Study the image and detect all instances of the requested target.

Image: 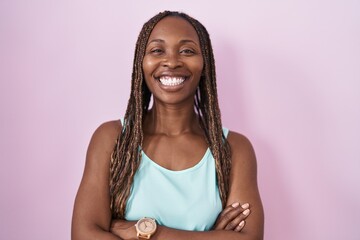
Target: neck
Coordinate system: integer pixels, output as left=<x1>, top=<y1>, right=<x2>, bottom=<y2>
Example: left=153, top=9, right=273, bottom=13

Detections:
left=144, top=100, right=199, bottom=136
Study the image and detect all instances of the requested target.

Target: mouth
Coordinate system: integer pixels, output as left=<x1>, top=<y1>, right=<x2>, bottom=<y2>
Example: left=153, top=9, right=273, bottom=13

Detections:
left=156, top=76, right=187, bottom=87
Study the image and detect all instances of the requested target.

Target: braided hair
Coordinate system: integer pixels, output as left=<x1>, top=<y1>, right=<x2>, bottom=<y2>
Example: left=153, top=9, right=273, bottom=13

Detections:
left=110, top=11, right=231, bottom=219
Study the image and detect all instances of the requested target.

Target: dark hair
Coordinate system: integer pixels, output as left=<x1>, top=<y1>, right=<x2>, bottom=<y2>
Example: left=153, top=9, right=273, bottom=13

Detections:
left=110, top=10, right=231, bottom=219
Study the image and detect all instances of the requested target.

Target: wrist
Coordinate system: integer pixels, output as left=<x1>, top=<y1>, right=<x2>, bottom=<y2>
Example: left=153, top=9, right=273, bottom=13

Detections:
left=110, top=219, right=137, bottom=239
left=135, top=217, right=157, bottom=239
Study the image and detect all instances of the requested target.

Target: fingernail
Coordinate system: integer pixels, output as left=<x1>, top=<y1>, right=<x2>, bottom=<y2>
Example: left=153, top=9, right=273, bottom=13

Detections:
left=243, top=209, right=250, bottom=216
left=241, top=203, right=249, bottom=209
left=239, top=220, right=245, bottom=228
left=232, top=202, right=240, bottom=208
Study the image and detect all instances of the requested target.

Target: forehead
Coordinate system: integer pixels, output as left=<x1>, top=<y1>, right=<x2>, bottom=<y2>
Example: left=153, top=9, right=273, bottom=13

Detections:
left=147, top=16, right=200, bottom=43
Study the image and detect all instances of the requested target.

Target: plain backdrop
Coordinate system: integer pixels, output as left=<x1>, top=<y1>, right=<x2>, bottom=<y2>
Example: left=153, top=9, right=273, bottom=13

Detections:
left=1, top=0, right=359, bottom=239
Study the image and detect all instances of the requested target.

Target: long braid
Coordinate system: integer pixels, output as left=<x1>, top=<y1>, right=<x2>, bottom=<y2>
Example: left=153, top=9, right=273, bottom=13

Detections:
left=110, top=11, right=169, bottom=219
left=110, top=11, right=232, bottom=219
left=182, top=13, right=232, bottom=208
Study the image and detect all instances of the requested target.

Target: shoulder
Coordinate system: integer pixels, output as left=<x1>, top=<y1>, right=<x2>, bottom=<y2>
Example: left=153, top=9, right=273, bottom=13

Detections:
left=227, top=130, right=255, bottom=158
left=86, top=120, right=122, bottom=163
left=226, top=130, right=257, bottom=176
left=91, top=120, right=122, bottom=143
left=91, top=120, right=122, bottom=142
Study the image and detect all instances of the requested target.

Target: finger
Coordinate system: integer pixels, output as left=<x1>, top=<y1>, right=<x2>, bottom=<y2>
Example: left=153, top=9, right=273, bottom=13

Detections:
left=234, top=220, right=245, bottom=232
left=216, top=205, right=246, bottom=230
left=219, top=202, right=249, bottom=218
left=224, top=209, right=251, bottom=230
left=241, top=203, right=250, bottom=210
left=214, top=202, right=250, bottom=230
left=213, top=202, right=240, bottom=230
left=219, top=202, right=240, bottom=218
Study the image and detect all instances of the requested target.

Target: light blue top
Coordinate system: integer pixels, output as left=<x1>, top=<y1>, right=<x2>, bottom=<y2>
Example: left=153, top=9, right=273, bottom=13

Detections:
left=124, top=124, right=229, bottom=231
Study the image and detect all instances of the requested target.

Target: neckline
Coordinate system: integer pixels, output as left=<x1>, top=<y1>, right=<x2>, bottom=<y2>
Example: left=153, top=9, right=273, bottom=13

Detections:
left=140, top=148, right=211, bottom=174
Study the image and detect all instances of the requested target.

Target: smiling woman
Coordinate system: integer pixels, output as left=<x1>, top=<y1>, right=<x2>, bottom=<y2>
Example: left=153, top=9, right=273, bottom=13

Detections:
left=71, top=11, right=264, bottom=240
left=142, top=16, right=204, bottom=105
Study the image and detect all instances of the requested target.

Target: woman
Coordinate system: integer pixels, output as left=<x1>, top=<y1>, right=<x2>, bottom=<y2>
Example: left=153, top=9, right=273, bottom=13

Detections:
left=72, top=11, right=264, bottom=240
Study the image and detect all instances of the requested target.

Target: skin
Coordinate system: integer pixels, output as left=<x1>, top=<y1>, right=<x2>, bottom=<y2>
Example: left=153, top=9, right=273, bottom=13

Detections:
left=71, top=16, right=264, bottom=240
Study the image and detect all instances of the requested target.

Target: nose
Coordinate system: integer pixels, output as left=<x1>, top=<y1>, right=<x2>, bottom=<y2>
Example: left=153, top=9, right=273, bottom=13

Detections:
left=162, top=52, right=183, bottom=69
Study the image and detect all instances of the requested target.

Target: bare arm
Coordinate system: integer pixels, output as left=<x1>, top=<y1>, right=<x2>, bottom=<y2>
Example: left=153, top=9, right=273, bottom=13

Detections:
left=111, top=131, right=264, bottom=240
left=71, top=121, right=122, bottom=240
left=223, top=131, right=264, bottom=239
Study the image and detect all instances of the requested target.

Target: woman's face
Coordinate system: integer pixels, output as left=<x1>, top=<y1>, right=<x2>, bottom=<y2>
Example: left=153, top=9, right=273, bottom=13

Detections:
left=142, top=16, right=204, bottom=105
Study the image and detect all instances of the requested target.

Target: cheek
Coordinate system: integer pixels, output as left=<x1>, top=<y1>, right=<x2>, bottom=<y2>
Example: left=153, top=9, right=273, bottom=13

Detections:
left=142, top=56, right=157, bottom=77
left=142, top=57, right=157, bottom=91
left=192, top=57, right=204, bottom=77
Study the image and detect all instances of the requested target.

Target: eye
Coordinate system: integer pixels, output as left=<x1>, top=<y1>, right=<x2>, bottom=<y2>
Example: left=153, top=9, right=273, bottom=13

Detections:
left=180, top=48, right=196, bottom=55
left=149, top=48, right=164, bottom=55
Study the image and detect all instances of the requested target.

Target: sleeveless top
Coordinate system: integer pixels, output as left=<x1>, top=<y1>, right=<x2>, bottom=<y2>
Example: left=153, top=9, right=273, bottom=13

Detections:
left=123, top=120, right=229, bottom=231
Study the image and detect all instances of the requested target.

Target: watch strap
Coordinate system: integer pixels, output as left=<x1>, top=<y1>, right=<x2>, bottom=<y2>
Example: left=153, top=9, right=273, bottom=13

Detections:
left=138, top=235, right=150, bottom=240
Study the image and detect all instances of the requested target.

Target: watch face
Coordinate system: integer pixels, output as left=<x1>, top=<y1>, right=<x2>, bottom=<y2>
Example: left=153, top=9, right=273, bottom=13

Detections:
left=137, top=218, right=156, bottom=234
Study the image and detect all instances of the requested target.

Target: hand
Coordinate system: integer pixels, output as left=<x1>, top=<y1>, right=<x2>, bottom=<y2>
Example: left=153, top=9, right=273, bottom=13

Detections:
left=110, top=219, right=137, bottom=240
left=213, top=202, right=251, bottom=232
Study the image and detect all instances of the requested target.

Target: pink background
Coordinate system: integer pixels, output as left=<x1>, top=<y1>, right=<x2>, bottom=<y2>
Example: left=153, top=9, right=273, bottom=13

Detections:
left=1, top=1, right=359, bottom=239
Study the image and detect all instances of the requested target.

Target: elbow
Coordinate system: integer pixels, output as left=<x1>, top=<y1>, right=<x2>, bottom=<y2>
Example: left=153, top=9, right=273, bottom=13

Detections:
left=71, top=227, right=90, bottom=240
left=242, top=230, right=264, bottom=240
left=230, top=230, right=263, bottom=240
left=71, top=224, right=108, bottom=240
left=214, top=230, right=263, bottom=240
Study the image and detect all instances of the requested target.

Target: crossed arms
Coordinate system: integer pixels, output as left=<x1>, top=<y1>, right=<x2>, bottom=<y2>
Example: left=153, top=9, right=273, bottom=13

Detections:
left=71, top=121, right=264, bottom=240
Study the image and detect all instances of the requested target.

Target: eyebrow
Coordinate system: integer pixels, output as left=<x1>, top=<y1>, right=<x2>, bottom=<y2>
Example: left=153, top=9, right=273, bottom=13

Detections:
left=179, top=39, right=198, bottom=45
left=147, top=39, right=198, bottom=45
left=148, top=39, right=165, bottom=44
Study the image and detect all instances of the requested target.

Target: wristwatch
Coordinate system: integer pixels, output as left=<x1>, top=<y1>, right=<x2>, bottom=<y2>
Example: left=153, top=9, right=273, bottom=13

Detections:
left=135, top=217, right=157, bottom=239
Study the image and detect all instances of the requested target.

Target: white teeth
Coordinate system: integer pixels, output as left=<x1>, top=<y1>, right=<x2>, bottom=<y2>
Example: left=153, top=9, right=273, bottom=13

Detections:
left=159, top=76, right=185, bottom=86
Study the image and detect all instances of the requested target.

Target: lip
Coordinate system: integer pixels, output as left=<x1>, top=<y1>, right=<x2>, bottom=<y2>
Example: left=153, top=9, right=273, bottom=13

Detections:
left=156, top=78, right=186, bottom=91
left=153, top=71, right=190, bottom=91
left=154, top=71, right=190, bottom=79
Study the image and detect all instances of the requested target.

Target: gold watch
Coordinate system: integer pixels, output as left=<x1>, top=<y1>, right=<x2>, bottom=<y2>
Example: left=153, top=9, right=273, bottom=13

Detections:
left=135, top=217, right=157, bottom=239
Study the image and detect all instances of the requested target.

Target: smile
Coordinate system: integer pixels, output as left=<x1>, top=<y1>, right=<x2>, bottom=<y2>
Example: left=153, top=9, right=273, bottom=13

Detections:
left=159, top=76, right=186, bottom=86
